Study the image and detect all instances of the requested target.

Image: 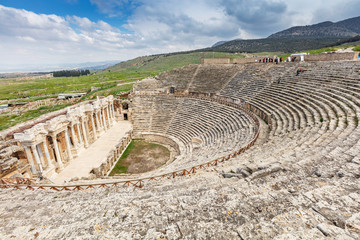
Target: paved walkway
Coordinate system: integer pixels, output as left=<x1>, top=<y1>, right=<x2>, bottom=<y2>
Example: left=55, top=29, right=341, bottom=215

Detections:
left=51, top=121, right=132, bottom=184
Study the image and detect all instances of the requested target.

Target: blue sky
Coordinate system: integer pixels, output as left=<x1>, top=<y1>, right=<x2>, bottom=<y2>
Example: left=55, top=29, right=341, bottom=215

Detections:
left=0, top=0, right=134, bottom=32
left=0, top=0, right=359, bottom=72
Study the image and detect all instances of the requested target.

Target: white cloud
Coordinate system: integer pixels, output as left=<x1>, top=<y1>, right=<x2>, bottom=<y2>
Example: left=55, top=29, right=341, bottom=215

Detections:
left=16, top=36, right=36, bottom=42
left=124, top=0, right=244, bottom=52
left=0, top=1, right=359, bottom=71
left=0, top=5, right=143, bottom=69
left=0, top=5, right=80, bottom=42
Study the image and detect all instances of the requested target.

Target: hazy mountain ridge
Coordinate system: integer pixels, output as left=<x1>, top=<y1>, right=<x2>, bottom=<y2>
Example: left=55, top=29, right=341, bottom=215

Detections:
left=207, top=16, right=360, bottom=53
left=268, top=16, right=360, bottom=38
left=209, top=37, right=343, bottom=53
left=212, top=41, right=228, bottom=47
left=0, top=60, right=121, bottom=73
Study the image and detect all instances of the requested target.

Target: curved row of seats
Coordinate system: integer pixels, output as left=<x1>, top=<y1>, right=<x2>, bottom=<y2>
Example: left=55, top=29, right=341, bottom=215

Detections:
left=131, top=95, right=257, bottom=173
left=158, top=64, right=243, bottom=93
left=132, top=61, right=360, bottom=177
left=2, top=62, right=360, bottom=240
left=219, top=64, right=288, bottom=100
left=218, top=61, right=360, bottom=178
left=157, top=64, right=199, bottom=91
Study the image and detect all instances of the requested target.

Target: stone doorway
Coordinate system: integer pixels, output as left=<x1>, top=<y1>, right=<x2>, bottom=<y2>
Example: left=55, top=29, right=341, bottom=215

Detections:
left=170, top=87, right=175, bottom=94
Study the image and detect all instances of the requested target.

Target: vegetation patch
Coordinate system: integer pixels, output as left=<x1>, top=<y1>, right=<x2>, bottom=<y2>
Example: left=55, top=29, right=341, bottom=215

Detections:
left=0, top=70, right=152, bottom=101
left=281, top=43, right=360, bottom=59
left=109, top=139, right=170, bottom=175
left=105, top=52, right=245, bottom=72
left=0, top=70, right=156, bottom=128
left=0, top=103, right=71, bottom=131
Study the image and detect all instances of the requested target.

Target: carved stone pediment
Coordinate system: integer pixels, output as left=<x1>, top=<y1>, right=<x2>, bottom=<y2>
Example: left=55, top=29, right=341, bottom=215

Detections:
left=45, top=115, right=69, bottom=133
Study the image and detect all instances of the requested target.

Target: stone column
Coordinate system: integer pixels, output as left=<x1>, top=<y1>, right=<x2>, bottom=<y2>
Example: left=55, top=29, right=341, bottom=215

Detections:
left=43, top=141, right=54, bottom=169
left=95, top=111, right=101, bottom=134
left=110, top=105, right=114, bottom=123
left=31, top=145, right=43, bottom=173
left=99, top=110, right=104, bottom=130
left=77, top=123, right=83, bottom=145
left=106, top=106, right=112, bottom=125
left=64, top=129, right=73, bottom=161
left=111, top=103, right=115, bottom=119
left=99, top=112, right=104, bottom=130
left=36, top=144, right=47, bottom=169
left=102, top=108, right=107, bottom=131
left=81, top=119, right=89, bottom=148
left=24, top=146, right=37, bottom=174
left=70, top=125, right=78, bottom=147
left=52, top=134, right=64, bottom=170
left=90, top=114, right=97, bottom=139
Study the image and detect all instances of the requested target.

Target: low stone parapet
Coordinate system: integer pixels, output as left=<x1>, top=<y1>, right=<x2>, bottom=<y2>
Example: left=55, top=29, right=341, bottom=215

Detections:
left=90, top=130, right=133, bottom=177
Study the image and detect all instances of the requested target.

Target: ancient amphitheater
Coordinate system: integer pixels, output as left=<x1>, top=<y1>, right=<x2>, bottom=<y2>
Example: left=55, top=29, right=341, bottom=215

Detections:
left=1, top=60, right=360, bottom=239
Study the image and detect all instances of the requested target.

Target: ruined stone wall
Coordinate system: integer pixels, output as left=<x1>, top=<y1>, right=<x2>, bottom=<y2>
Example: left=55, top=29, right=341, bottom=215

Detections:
left=304, top=52, right=357, bottom=61
left=0, top=95, right=119, bottom=180
left=140, top=134, right=180, bottom=156
left=233, top=57, right=258, bottom=64
left=202, top=58, right=231, bottom=64
left=90, top=130, right=133, bottom=177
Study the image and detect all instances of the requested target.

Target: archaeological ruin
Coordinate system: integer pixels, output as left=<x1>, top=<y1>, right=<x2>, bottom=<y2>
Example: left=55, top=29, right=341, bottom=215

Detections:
left=0, top=58, right=360, bottom=239
left=0, top=95, right=133, bottom=182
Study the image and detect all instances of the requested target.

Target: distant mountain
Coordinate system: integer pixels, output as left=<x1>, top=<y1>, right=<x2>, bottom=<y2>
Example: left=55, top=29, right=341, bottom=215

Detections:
left=212, top=41, right=228, bottom=47
left=212, top=39, right=242, bottom=47
left=268, top=16, right=360, bottom=39
left=67, top=61, right=121, bottom=71
left=206, top=16, right=360, bottom=53
left=0, top=60, right=120, bottom=73
left=208, top=37, right=343, bottom=53
left=335, top=16, right=360, bottom=34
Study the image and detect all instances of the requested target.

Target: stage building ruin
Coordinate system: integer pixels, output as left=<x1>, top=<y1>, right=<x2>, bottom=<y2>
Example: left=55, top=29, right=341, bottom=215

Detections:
left=0, top=96, right=132, bottom=180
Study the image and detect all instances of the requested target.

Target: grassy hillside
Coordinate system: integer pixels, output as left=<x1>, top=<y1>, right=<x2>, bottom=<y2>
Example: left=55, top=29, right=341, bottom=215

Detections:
left=106, top=52, right=245, bottom=72
left=210, top=38, right=344, bottom=53
left=279, top=42, right=360, bottom=58
left=0, top=71, right=152, bottom=101
left=0, top=70, right=152, bottom=131
left=2, top=41, right=358, bottom=131
left=0, top=51, right=246, bottom=130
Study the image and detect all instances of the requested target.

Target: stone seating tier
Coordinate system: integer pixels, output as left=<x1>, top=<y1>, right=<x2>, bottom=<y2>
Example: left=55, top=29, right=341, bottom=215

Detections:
left=131, top=95, right=257, bottom=175
left=1, top=61, right=360, bottom=239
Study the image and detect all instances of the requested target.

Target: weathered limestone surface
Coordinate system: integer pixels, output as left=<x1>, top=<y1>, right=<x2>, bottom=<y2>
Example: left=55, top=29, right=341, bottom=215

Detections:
left=0, top=160, right=358, bottom=239
left=130, top=94, right=258, bottom=178
left=0, top=96, right=122, bottom=180
left=1, top=61, right=360, bottom=239
left=51, top=121, right=132, bottom=184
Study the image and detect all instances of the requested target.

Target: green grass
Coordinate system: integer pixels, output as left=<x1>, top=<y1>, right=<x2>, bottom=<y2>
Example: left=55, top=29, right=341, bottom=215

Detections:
left=106, top=52, right=245, bottom=73
left=280, top=44, right=360, bottom=59
left=81, top=83, right=135, bottom=100
left=0, top=69, right=156, bottom=129
left=109, top=140, right=135, bottom=175
left=109, top=139, right=170, bottom=175
left=110, top=159, right=128, bottom=174
left=0, top=103, right=71, bottom=131
left=120, top=140, right=136, bottom=159
left=0, top=70, right=152, bottom=101
left=251, top=52, right=284, bottom=56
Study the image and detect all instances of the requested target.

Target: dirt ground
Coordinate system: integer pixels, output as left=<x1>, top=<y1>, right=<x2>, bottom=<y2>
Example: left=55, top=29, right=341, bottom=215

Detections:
left=122, top=140, right=170, bottom=174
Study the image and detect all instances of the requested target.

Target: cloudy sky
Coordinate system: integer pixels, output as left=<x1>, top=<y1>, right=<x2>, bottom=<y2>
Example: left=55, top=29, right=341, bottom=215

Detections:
left=0, top=0, right=359, bottom=71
